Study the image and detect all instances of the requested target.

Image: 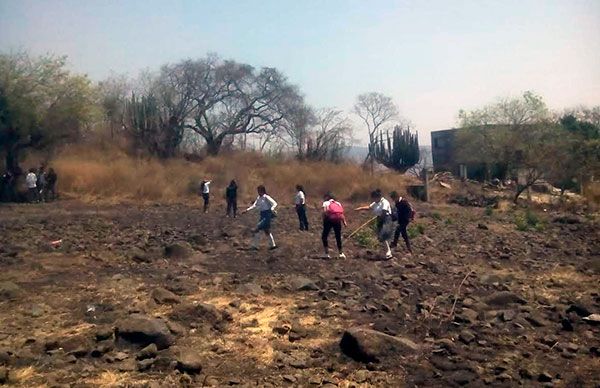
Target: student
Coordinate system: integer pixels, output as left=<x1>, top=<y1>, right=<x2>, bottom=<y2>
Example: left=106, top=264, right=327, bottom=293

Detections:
left=355, top=189, right=394, bottom=259
left=25, top=168, right=38, bottom=203
left=200, top=180, right=211, bottom=213
left=46, top=168, right=58, bottom=201
left=37, top=166, right=46, bottom=202
left=241, top=185, right=278, bottom=250
left=295, top=184, right=309, bottom=231
left=322, top=192, right=347, bottom=259
left=390, top=191, right=414, bottom=255
left=225, top=180, right=238, bottom=218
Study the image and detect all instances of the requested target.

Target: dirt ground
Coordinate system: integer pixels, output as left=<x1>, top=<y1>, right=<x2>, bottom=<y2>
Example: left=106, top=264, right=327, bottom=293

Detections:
left=0, top=199, right=599, bottom=387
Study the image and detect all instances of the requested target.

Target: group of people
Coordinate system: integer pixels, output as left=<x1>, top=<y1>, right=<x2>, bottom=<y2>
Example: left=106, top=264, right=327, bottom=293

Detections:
left=25, top=166, right=58, bottom=203
left=199, top=180, right=415, bottom=259
left=0, top=166, right=58, bottom=203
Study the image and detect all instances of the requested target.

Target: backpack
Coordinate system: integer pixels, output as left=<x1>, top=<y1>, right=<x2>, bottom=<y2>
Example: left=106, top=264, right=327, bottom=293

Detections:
left=326, top=200, right=345, bottom=221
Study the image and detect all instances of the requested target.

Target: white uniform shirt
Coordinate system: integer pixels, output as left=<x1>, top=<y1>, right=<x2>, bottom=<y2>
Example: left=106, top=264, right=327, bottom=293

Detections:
left=369, top=197, right=392, bottom=216
left=202, top=181, right=211, bottom=194
left=246, top=194, right=278, bottom=212
left=26, top=173, right=37, bottom=189
left=295, top=190, right=306, bottom=205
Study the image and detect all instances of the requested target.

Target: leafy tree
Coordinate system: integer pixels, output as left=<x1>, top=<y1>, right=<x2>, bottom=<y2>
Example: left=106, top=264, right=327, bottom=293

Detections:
left=455, top=91, right=558, bottom=202
left=0, top=51, right=97, bottom=178
left=371, top=124, right=420, bottom=173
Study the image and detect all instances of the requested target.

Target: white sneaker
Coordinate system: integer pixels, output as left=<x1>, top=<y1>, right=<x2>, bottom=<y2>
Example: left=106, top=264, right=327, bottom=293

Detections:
left=385, top=251, right=393, bottom=259
left=338, top=253, right=347, bottom=259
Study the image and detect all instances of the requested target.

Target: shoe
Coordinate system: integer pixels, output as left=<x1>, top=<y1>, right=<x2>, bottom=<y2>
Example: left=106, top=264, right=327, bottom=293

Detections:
left=322, top=254, right=331, bottom=259
left=269, top=245, right=278, bottom=250
left=385, top=251, right=393, bottom=259
left=338, top=253, right=346, bottom=259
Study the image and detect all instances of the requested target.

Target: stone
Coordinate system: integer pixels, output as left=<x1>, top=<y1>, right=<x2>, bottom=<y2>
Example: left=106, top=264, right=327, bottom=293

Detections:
left=236, top=283, right=264, bottom=296
left=289, top=276, right=319, bottom=291
left=340, top=327, right=420, bottom=363
left=164, top=241, right=194, bottom=258
left=566, top=304, right=591, bottom=317
left=137, top=343, right=158, bottom=360
left=538, top=372, right=553, bottom=382
left=137, top=357, right=155, bottom=371
left=484, top=291, right=527, bottom=307
left=151, top=287, right=181, bottom=305
left=130, top=248, right=151, bottom=263
left=457, top=308, right=479, bottom=323
left=115, top=314, right=174, bottom=349
left=169, top=302, right=225, bottom=328
left=449, top=370, right=477, bottom=386
left=0, top=367, right=7, bottom=384
left=176, top=348, right=202, bottom=374
left=501, top=310, right=517, bottom=322
left=0, top=281, right=21, bottom=300
left=459, top=330, right=476, bottom=344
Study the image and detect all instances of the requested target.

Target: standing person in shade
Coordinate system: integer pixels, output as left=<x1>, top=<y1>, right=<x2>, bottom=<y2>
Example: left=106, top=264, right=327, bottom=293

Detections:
left=37, top=166, right=47, bottom=202
left=241, top=185, right=278, bottom=250
left=225, top=180, right=238, bottom=218
left=355, top=189, right=394, bottom=259
left=295, top=184, right=309, bottom=231
left=390, top=191, right=415, bottom=255
left=46, top=168, right=58, bottom=201
left=322, top=192, right=347, bottom=259
left=199, top=180, right=211, bottom=213
left=25, top=168, right=38, bottom=203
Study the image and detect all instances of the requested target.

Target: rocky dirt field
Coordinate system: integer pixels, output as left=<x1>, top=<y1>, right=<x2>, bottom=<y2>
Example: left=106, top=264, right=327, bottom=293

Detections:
left=0, top=199, right=599, bottom=387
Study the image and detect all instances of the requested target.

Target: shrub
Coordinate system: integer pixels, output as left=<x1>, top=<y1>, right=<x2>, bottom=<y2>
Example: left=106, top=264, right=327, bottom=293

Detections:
left=408, top=223, right=425, bottom=238
left=514, top=209, right=544, bottom=231
left=431, top=212, right=442, bottom=220
left=484, top=206, right=494, bottom=217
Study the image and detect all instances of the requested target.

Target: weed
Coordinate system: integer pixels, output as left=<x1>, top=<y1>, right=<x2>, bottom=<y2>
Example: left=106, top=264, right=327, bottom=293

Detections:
left=353, top=227, right=378, bottom=249
left=484, top=206, right=494, bottom=217
left=431, top=212, right=442, bottom=220
left=514, top=209, right=545, bottom=231
left=408, top=223, right=425, bottom=238
left=445, top=218, right=453, bottom=225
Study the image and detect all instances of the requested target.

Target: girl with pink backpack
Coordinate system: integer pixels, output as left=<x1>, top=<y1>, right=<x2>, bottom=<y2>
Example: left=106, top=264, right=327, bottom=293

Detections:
left=322, top=192, right=347, bottom=259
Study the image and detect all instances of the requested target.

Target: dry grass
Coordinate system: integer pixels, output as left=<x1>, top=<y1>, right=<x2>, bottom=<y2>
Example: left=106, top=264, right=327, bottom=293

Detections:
left=32, top=145, right=417, bottom=204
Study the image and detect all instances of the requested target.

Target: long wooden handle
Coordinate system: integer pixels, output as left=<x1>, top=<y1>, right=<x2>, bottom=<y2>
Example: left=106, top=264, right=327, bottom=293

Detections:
left=347, top=216, right=377, bottom=239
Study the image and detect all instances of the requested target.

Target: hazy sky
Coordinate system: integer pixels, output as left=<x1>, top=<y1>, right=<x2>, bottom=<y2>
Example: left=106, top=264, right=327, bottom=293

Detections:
left=1, top=0, right=599, bottom=145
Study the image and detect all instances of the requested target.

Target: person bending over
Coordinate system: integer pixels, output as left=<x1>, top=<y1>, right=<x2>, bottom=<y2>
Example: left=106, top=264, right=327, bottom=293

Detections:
left=322, top=192, right=346, bottom=259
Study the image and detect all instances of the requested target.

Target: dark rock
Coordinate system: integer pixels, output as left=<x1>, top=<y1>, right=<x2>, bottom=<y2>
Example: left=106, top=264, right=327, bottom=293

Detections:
left=176, top=349, right=202, bottom=374
left=95, top=327, right=113, bottom=341
left=501, top=310, right=517, bottom=322
left=457, top=308, right=479, bottom=323
left=560, top=318, right=574, bottom=331
left=538, top=372, right=553, bottom=382
left=60, top=335, right=93, bottom=358
left=164, top=241, right=194, bottom=258
left=130, top=248, right=151, bottom=263
left=137, top=357, right=155, bottom=371
left=165, top=320, right=187, bottom=336
left=137, top=343, right=158, bottom=360
left=0, top=367, right=7, bottom=384
left=289, top=276, right=319, bottom=291
left=448, top=370, right=477, bottom=386
left=566, top=304, right=591, bottom=317
left=115, top=314, right=174, bottom=349
left=477, top=223, right=489, bottom=230
left=484, top=291, right=527, bottom=307
left=91, top=340, right=114, bottom=357
left=0, top=281, right=21, bottom=300
left=151, top=287, right=182, bottom=305
left=340, top=327, right=420, bottom=363
left=169, top=302, right=225, bottom=329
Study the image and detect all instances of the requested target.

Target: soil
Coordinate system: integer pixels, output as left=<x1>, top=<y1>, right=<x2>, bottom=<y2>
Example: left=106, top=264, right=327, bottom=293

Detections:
left=0, top=200, right=599, bottom=387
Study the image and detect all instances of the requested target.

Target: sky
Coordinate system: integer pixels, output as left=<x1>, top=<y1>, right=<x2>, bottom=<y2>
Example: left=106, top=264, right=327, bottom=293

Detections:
left=1, top=0, right=599, bottom=145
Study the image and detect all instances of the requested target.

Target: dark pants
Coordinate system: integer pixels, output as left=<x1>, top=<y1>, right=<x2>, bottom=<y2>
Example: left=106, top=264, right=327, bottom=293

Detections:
left=392, top=221, right=412, bottom=252
left=296, top=204, right=309, bottom=230
left=256, top=210, right=273, bottom=233
left=226, top=198, right=237, bottom=217
left=202, top=193, right=210, bottom=212
left=322, top=218, right=342, bottom=251
left=27, top=187, right=38, bottom=203
left=45, top=184, right=57, bottom=201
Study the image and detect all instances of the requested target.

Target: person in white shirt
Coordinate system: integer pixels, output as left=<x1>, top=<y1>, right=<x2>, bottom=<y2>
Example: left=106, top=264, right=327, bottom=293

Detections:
left=241, top=185, right=278, bottom=250
left=294, top=184, right=309, bottom=231
left=200, top=180, right=211, bottom=213
left=355, top=189, right=394, bottom=259
left=25, top=168, right=38, bottom=203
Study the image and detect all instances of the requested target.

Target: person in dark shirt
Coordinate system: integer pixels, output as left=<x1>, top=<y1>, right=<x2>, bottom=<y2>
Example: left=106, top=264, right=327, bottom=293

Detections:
left=390, top=191, right=414, bottom=254
left=46, top=168, right=58, bottom=201
left=225, top=180, right=238, bottom=218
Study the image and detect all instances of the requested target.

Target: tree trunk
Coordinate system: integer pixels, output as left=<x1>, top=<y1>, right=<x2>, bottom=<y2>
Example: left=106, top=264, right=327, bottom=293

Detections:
left=206, top=135, right=225, bottom=156
left=514, top=184, right=529, bottom=204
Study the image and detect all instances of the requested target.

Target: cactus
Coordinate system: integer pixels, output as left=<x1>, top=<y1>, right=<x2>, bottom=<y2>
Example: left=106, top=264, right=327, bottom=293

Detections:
left=370, top=125, right=420, bottom=173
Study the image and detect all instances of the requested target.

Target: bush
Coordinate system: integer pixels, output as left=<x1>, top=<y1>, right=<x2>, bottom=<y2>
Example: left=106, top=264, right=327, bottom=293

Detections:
left=353, top=226, right=378, bottom=249
left=514, top=209, right=544, bottom=231
left=431, top=212, right=442, bottom=220
left=408, top=223, right=425, bottom=238
left=484, top=206, right=494, bottom=217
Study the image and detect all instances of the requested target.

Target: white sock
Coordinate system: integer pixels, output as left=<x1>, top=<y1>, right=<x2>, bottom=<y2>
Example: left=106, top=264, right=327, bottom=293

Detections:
left=268, top=233, right=276, bottom=248
left=384, top=241, right=391, bottom=255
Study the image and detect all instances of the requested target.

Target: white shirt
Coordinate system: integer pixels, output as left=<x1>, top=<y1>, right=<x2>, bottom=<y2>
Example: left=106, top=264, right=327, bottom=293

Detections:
left=369, top=197, right=392, bottom=216
left=295, top=190, right=306, bottom=205
left=322, top=199, right=336, bottom=211
left=202, top=181, right=211, bottom=194
left=246, top=194, right=278, bottom=212
left=26, top=173, right=37, bottom=189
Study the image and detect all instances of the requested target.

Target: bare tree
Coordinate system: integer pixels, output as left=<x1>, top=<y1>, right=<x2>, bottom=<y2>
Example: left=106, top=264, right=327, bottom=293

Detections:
left=353, top=92, right=399, bottom=167
left=159, top=56, right=304, bottom=155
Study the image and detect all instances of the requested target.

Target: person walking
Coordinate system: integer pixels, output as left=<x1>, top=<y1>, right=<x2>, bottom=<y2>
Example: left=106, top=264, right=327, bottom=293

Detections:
left=46, top=168, right=58, bottom=201
left=390, top=191, right=415, bottom=255
left=25, top=168, right=38, bottom=203
left=37, top=166, right=47, bottom=202
left=200, top=180, right=211, bottom=213
left=322, top=192, right=346, bottom=259
left=355, top=189, right=394, bottom=259
left=241, top=185, right=278, bottom=250
left=295, top=184, right=309, bottom=231
left=225, top=180, right=238, bottom=218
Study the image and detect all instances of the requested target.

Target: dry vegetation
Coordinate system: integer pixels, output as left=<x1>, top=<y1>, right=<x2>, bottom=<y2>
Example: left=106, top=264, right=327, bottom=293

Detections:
left=29, top=145, right=416, bottom=205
